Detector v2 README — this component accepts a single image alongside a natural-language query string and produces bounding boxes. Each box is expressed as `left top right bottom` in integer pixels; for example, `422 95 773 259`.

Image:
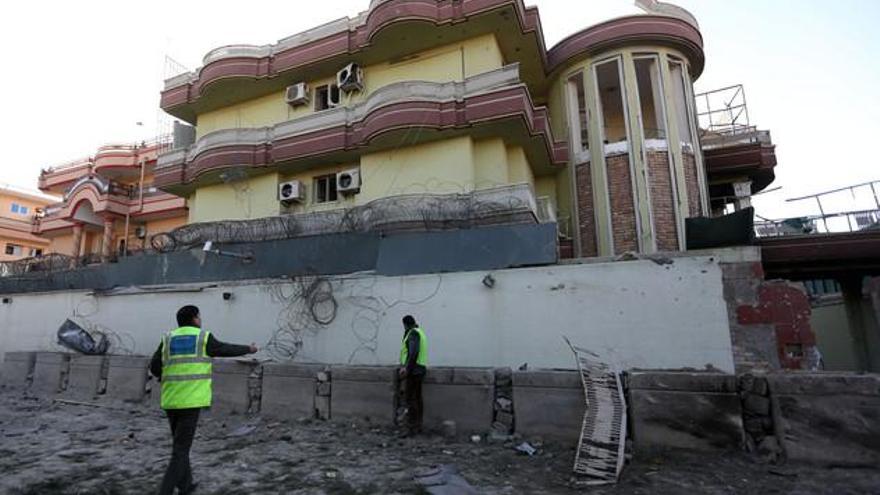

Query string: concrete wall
0 255 736 372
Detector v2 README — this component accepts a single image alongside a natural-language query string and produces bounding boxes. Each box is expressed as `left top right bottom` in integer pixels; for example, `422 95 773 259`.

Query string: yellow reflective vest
399 327 428 367
161 326 212 410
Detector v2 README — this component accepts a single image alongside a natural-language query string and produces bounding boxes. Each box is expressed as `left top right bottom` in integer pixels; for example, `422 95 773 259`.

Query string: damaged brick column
722 256 818 371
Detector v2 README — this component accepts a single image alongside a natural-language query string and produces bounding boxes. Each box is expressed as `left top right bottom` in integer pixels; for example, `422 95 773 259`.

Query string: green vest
399 327 428 367
161 326 212 410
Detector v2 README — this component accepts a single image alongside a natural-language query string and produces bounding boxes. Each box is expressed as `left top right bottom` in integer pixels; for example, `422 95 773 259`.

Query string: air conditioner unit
337 63 364 93
285 82 310 106
135 226 147 239
278 180 305 203
336 169 361 195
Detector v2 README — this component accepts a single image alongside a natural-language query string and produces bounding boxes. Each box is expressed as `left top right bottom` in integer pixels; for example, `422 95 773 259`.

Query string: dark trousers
405 373 424 432
159 408 200 495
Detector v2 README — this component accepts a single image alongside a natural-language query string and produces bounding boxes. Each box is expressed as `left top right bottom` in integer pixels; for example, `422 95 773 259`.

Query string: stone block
63 355 106 400
512 370 583 443
105 355 150 403
768 373 880 466
629 389 743 454
316 395 331 420
423 367 495 434
260 363 323 420
1 352 35 389
628 371 738 394
330 366 396 424
31 352 70 396
212 360 257 415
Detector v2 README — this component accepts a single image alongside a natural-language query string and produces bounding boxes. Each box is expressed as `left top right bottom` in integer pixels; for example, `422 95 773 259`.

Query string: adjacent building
0 184 55 262
34 141 188 263
157 0 774 258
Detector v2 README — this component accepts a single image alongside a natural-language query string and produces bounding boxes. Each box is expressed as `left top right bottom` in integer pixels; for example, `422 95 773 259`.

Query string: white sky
0 1 877 219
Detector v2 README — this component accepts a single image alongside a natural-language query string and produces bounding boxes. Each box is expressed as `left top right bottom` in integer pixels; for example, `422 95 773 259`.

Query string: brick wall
682 152 702 218
575 162 598 257
647 151 679 251
606 153 638 253
721 260 817 371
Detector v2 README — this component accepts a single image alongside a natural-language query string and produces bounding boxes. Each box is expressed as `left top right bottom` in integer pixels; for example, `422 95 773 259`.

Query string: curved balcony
34 177 186 235
161 0 702 121
156 65 568 195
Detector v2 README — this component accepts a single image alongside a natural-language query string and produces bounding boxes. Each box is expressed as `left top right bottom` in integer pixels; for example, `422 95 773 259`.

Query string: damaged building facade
0 0 825 374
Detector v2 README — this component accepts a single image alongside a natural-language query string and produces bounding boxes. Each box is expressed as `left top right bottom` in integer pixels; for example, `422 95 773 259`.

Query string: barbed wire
262 273 338 361
150 188 531 253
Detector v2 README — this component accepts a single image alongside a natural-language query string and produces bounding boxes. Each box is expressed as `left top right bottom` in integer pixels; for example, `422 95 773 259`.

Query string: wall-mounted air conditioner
336 169 361 195
135 226 147 239
337 63 364 93
285 82 310 106
278 180 305 203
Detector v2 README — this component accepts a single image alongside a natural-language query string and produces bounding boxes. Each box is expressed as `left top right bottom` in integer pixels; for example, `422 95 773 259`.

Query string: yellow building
35 141 188 263
157 1 766 258
0 184 55 262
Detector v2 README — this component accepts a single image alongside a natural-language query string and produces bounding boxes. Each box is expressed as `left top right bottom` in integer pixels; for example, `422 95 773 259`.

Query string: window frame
565 70 590 163
313 173 339 204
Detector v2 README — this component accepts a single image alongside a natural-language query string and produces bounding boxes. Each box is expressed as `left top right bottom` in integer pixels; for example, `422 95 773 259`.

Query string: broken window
5 243 22 256
669 59 696 151
314 84 341 112
594 59 628 146
634 56 667 141
314 174 338 204
566 72 589 159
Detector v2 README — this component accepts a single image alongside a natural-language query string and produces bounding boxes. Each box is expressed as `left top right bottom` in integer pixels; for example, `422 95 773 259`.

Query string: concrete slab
212 360 257 415
512 370 583 443
768 373 880 466
628 371 738 393
331 366 397 424
424 367 495 434
629 389 743 453
1 352 36 389
105 355 150 403
31 352 70 396
261 363 325 420
63 355 106 400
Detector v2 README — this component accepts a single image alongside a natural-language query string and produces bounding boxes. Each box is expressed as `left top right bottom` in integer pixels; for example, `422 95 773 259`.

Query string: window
5 244 22 256
566 72 590 158
594 59 628 145
315 84 341 111
314 174 338 203
669 59 695 150
634 56 667 140
28 248 43 258
10 203 29 216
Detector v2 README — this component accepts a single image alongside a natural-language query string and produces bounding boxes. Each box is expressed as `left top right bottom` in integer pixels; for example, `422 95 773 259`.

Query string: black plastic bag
57 319 109 355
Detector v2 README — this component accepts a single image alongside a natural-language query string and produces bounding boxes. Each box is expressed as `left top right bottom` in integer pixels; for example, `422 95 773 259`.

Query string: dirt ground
1 392 878 495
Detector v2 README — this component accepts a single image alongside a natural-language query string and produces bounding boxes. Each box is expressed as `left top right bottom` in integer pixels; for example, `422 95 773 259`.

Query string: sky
0 0 877 219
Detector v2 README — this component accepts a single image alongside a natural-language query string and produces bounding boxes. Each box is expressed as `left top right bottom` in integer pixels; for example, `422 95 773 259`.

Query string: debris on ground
0 392 878 494
414 464 479 495
515 442 537 456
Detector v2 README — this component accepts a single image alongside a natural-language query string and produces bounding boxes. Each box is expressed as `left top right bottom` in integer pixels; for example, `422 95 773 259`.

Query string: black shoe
179 482 199 494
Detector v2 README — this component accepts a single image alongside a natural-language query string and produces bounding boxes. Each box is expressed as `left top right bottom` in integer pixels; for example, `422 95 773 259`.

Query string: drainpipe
122 157 146 257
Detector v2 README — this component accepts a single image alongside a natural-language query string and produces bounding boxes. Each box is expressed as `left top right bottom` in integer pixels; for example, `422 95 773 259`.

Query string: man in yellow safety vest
399 315 428 436
149 305 257 495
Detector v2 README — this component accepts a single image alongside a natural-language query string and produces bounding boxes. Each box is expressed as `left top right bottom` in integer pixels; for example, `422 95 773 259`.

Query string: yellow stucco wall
195 34 505 139
189 173 280 223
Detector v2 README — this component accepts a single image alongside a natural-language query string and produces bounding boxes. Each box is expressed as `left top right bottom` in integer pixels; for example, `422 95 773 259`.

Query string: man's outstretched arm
206 334 256 358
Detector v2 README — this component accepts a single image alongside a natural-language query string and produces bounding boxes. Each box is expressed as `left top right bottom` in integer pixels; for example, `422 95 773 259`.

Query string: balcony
156 64 568 195
34 176 186 235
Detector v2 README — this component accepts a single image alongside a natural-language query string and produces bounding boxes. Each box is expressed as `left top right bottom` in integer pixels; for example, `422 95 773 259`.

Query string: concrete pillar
70 223 84 268
840 276 869 372
101 217 115 263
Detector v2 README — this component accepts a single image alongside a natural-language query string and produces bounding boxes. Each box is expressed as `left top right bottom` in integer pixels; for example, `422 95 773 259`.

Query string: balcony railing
755 209 880 238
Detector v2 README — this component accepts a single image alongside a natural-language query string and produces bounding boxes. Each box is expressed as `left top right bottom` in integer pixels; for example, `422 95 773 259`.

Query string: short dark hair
402 315 417 328
177 305 200 327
